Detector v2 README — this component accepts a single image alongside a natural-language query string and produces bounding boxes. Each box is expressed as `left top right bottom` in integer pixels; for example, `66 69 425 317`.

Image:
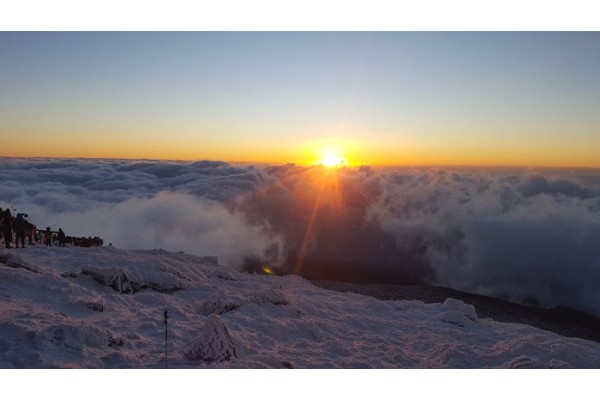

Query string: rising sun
320 149 348 168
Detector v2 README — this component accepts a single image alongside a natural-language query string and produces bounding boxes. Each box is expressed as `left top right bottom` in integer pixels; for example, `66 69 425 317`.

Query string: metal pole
164 309 168 369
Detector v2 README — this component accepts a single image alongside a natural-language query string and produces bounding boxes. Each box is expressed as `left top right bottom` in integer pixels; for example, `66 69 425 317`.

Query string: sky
2 31 600 167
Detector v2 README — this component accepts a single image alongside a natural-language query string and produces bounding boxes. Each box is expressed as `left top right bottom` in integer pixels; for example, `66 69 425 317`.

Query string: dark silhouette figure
0 207 3 246
13 213 27 248
57 228 66 247
44 227 52 246
2 209 13 248
25 222 36 245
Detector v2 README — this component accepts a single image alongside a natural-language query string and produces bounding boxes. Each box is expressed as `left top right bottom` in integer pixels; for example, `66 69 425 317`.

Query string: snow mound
45 247 229 295
439 298 478 327
0 251 41 273
198 298 244 315
197 288 289 316
62 267 183 294
183 314 237 363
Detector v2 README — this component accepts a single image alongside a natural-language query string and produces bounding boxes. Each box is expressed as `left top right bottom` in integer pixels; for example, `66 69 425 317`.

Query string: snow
1 245 600 372
439 297 478 327
183 314 238 363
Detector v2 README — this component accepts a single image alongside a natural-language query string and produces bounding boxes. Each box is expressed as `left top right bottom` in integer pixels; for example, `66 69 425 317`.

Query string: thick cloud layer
371 169 600 314
0 159 281 268
2 158 600 316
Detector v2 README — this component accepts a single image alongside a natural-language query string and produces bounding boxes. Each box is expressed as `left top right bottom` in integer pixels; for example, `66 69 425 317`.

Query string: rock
87 302 104 312
61 270 80 278
108 336 124 347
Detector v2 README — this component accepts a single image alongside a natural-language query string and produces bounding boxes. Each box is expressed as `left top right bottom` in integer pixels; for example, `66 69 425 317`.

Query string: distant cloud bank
2 158 600 316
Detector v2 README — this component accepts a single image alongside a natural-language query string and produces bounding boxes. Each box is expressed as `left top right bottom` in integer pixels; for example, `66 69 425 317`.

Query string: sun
304 138 356 168
319 148 348 168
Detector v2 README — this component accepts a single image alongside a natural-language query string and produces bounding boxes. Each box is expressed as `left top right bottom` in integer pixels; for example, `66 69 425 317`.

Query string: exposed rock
87 302 104 312
108 336 124 347
61 270 80 278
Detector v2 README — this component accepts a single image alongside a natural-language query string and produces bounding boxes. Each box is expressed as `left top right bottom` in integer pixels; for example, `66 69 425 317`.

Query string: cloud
370 168 600 315
2 158 600 315
0 158 283 268
44 191 285 269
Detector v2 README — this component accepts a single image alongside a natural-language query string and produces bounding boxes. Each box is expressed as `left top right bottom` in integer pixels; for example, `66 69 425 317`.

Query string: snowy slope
1 245 599 368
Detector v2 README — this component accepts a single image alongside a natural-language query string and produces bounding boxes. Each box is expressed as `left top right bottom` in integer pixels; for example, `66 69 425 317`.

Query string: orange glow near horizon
3 33 600 170
3 131 600 169
317 148 348 168
302 138 360 168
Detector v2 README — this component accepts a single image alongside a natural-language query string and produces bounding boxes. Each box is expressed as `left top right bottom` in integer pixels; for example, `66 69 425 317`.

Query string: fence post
164 309 169 368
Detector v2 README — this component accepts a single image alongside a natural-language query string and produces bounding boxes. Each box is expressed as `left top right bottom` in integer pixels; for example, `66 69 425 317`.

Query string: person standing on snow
25 222 36 245
2 209 14 248
57 228 66 247
44 227 53 246
13 213 27 248
0 207 3 246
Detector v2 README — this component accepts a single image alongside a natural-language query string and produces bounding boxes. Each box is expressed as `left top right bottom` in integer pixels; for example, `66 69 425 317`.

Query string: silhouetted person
13 213 27 248
0 207 3 246
57 228 66 247
44 227 52 246
2 209 13 248
25 223 36 245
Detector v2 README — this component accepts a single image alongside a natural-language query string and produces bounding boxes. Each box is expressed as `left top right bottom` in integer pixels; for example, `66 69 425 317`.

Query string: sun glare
319 149 348 168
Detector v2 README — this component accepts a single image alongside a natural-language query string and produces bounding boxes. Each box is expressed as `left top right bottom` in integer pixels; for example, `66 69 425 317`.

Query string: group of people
1 207 68 249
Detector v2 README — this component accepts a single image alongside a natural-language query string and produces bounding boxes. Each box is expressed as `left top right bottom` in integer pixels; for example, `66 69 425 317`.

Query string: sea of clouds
2 158 600 315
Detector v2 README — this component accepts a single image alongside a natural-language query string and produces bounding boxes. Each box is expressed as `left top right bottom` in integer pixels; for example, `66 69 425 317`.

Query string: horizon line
2 155 600 171
0 155 600 170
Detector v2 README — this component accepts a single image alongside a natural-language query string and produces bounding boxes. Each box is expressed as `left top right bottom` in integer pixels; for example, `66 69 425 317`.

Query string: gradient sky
1 32 600 167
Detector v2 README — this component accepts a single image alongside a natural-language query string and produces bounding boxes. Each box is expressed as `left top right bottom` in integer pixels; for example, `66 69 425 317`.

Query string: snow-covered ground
2 245 599 371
